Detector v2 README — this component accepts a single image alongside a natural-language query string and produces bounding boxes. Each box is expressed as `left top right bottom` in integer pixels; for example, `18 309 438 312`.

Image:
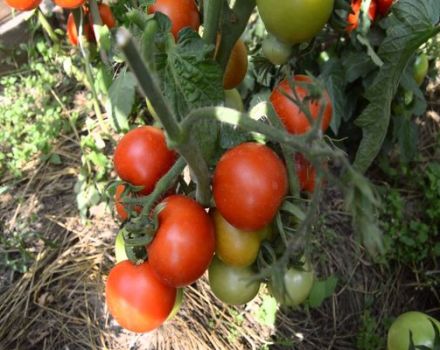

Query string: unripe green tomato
262 35 292 65
387 311 440 350
271 262 314 307
256 0 335 44
224 89 244 112
166 288 184 321
413 53 429 86
208 257 260 305
115 230 127 263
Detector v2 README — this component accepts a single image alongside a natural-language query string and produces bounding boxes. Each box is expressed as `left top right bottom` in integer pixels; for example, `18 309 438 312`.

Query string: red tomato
147 195 216 287
147 0 200 39
114 184 143 222
54 0 84 9
213 142 288 231
114 126 176 195
98 3 116 29
295 153 316 193
346 0 377 32
105 260 176 333
5 0 41 11
223 39 248 90
270 75 333 135
376 0 393 16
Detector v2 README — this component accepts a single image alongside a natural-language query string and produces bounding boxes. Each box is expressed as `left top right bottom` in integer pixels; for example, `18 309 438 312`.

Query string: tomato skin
114 126 176 196
295 153 316 193
271 262 314 306
147 0 200 39
5 0 41 11
413 53 429 86
213 142 288 231
208 257 260 305
224 89 244 112
376 0 393 16
347 0 377 32
54 0 85 9
262 35 292 65
387 311 440 350
147 195 216 287
270 75 333 135
105 260 176 333
223 39 248 90
257 0 334 44
213 210 269 268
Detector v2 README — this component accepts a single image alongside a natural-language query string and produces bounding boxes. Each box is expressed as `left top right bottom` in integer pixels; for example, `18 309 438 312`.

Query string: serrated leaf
341 50 377 83
353 0 440 173
105 71 136 132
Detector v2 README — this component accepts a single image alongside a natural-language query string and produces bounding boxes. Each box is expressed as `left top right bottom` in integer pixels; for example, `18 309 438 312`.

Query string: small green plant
356 309 386 350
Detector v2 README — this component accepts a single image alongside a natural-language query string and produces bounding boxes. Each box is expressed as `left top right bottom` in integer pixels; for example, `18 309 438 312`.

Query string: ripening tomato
270 75 333 135
114 126 176 195
387 311 440 350
213 210 270 267
98 3 116 29
223 39 248 90
5 0 41 11
54 0 84 9
147 195 216 287
295 153 316 193
262 35 292 65
256 0 334 44
105 260 176 333
147 0 200 39
208 257 260 305
270 262 314 306
67 12 95 46
376 0 393 16
114 184 143 222
213 142 288 231
346 0 377 32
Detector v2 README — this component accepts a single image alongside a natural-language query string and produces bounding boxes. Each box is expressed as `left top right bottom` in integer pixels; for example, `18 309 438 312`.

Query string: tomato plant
147 0 200 39
256 0 334 44
147 195 215 287
270 262 314 307
270 75 333 135
262 35 292 65
54 0 84 9
212 210 270 267
223 39 248 90
413 53 429 86
114 126 176 195
347 0 377 32
5 0 41 11
105 260 176 333
208 257 260 305
213 142 288 231
387 311 440 350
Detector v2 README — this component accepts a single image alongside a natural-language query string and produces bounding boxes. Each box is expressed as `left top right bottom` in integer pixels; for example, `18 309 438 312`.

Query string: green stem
38 9 58 42
203 0 223 47
216 0 255 70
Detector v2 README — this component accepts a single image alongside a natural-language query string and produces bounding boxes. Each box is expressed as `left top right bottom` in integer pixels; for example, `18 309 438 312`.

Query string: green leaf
307 275 338 308
341 50 377 83
105 71 136 132
353 0 440 173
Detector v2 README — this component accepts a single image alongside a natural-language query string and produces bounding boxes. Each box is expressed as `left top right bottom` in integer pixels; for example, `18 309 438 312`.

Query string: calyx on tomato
270 75 333 135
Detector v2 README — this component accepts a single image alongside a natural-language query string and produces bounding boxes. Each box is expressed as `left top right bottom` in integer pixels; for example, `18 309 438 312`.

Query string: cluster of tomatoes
347 0 394 31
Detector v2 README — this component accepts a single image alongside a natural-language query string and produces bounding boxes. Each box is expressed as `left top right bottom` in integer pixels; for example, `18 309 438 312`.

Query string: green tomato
271 262 314 307
224 89 244 112
413 53 429 86
115 230 127 263
208 257 260 305
387 311 440 350
257 0 335 44
262 35 292 65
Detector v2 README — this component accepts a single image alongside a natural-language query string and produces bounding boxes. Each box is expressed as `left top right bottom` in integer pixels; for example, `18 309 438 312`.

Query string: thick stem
203 0 223 47
216 0 255 70
116 28 182 143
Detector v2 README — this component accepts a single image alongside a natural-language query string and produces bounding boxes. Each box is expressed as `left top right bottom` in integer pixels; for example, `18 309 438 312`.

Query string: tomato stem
203 0 223 48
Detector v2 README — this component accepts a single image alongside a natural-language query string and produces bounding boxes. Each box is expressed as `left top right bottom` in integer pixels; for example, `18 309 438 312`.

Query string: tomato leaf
306 275 338 308
353 0 440 173
105 70 136 132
